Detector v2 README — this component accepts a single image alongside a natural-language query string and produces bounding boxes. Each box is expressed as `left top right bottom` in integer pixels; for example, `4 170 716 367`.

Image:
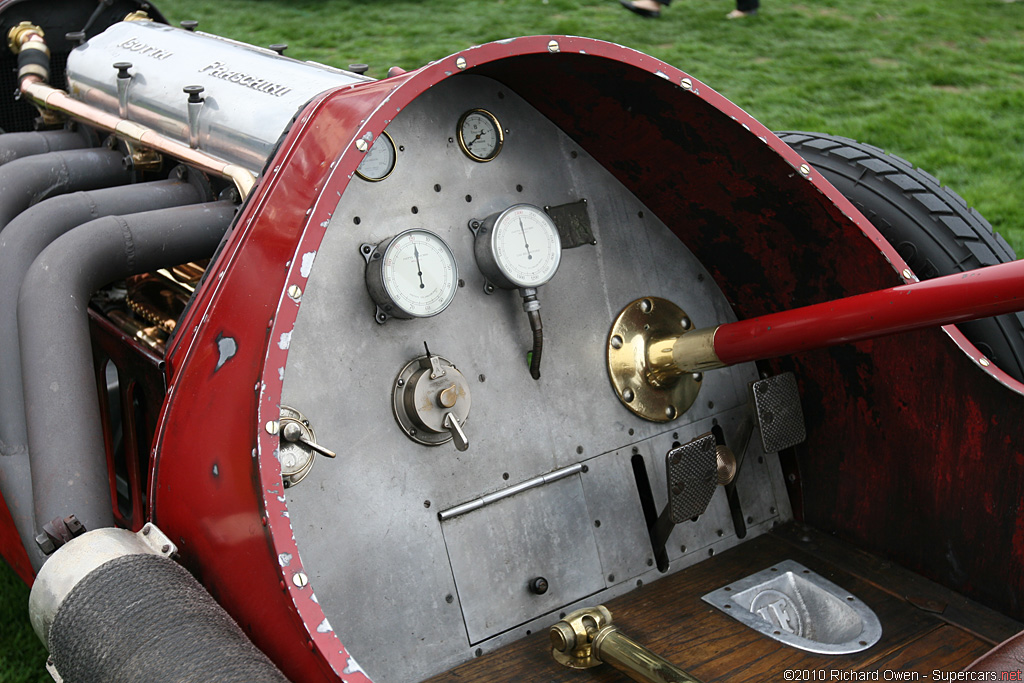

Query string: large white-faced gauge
457 109 503 162
472 204 561 289
355 131 396 182
362 229 459 323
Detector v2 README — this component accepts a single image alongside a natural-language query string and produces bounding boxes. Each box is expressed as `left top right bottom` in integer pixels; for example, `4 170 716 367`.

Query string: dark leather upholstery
965 630 1024 674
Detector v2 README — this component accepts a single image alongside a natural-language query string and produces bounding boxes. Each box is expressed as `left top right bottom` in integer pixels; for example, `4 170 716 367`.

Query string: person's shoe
620 0 662 18
726 8 757 17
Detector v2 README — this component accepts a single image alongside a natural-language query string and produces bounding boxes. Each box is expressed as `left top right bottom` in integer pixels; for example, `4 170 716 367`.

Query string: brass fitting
7 22 44 54
123 11 153 22
550 606 704 683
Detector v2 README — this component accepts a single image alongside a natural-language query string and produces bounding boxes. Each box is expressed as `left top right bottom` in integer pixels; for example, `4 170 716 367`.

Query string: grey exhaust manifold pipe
0 179 207 566
20 201 236 554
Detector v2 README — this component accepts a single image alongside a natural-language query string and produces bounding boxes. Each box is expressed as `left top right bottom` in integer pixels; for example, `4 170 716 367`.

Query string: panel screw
355 139 368 153
799 164 811 176
681 78 693 90
979 358 991 367
456 56 467 70
265 421 280 435
902 268 913 280
287 285 302 300
547 40 560 53
292 572 309 588
529 577 549 595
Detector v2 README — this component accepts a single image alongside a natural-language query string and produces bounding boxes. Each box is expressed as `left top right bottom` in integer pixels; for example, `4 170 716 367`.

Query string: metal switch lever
550 606 703 683
443 413 469 451
282 421 336 458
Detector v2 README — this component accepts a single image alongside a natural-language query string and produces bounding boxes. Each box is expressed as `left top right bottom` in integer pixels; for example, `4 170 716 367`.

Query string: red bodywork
0 31 1021 683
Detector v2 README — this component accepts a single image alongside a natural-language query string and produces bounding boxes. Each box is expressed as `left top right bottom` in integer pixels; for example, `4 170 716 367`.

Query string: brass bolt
355 139 368 153
287 284 302 300
548 40 560 53
456 56 467 70
681 78 693 90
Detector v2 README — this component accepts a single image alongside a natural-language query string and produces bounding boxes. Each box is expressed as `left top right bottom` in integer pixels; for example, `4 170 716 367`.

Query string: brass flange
607 297 702 422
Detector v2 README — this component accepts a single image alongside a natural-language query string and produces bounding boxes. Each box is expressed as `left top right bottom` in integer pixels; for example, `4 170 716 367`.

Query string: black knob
348 63 369 75
183 85 205 103
529 576 549 595
269 44 288 56
113 62 132 79
65 31 86 46
180 20 198 31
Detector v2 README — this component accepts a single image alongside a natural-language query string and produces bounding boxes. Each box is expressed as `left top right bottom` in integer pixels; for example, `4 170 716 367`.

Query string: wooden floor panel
427 524 1016 683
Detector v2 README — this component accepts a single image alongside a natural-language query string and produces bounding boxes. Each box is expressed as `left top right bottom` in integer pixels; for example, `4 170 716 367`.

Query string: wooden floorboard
427 525 1009 683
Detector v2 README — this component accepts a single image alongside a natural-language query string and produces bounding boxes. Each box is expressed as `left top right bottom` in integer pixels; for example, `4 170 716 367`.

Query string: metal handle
549 606 703 683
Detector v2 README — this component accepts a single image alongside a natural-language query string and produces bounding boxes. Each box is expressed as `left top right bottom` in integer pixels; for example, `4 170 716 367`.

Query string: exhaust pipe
19 201 236 559
0 148 130 232
0 178 208 564
0 128 94 166
30 524 289 682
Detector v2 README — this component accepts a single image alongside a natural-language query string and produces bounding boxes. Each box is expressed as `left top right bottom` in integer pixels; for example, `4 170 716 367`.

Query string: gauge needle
519 218 532 260
414 244 425 289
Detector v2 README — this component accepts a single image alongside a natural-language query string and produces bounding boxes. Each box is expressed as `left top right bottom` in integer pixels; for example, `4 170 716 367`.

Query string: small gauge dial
365 229 458 321
475 204 561 289
355 131 397 181
457 109 503 162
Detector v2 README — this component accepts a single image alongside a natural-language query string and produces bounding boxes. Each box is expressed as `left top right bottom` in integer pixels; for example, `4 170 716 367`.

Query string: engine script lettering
198 61 293 97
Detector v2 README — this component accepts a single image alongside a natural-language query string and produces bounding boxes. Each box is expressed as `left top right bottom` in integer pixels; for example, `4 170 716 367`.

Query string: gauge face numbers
374 230 458 319
491 205 562 288
355 131 396 182
457 109 503 162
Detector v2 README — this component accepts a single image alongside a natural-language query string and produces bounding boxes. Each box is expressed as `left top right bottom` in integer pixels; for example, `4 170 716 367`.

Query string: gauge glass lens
492 205 561 287
458 109 503 162
382 230 458 317
356 131 396 181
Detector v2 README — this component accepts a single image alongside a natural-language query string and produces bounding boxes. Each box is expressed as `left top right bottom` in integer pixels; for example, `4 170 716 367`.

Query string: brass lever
549 606 703 683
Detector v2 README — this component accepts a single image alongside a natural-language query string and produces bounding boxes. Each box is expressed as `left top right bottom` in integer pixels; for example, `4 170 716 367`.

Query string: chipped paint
300 251 316 278
317 618 333 633
343 657 366 675
278 331 292 350
216 335 238 370
278 552 293 567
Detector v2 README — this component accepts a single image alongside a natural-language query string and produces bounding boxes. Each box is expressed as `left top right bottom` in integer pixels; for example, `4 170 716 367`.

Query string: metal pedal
665 433 718 523
751 372 806 453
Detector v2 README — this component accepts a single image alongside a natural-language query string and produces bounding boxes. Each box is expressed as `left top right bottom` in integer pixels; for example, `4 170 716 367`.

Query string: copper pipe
15 64 256 199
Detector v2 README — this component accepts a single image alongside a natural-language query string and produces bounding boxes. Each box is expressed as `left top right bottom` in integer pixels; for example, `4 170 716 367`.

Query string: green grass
2 0 1022 679
151 0 1024 252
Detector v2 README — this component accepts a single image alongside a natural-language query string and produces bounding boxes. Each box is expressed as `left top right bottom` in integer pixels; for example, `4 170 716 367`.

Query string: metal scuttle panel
65 21 372 173
279 74 792 682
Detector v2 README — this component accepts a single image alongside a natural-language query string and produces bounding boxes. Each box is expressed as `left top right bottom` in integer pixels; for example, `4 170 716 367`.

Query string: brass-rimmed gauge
457 109 503 162
362 229 459 323
355 131 397 181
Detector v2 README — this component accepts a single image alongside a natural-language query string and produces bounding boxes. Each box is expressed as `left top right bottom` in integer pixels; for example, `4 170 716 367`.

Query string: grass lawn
1 0 1021 680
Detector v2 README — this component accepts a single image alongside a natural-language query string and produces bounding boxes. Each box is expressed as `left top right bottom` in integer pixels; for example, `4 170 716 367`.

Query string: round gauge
365 229 458 320
457 109 503 162
475 204 562 289
355 131 397 181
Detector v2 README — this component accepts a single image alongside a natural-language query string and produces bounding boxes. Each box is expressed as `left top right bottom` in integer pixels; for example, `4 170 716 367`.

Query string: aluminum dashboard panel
279 73 789 682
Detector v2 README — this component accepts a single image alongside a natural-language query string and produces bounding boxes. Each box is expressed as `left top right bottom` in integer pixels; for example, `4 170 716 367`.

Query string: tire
777 131 1024 383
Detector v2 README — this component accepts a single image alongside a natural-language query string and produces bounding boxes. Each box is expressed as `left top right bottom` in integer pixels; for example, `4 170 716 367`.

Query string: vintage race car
0 1 1022 682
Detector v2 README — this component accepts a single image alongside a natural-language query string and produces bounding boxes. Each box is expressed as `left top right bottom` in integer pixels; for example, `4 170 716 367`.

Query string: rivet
161 544 170 553
902 268 913 280
623 388 635 403
287 285 302 300
292 572 309 588
680 317 691 330
456 56 467 70
548 40 560 53
980 357 991 367
265 420 280 435
799 164 811 176
610 334 623 349
692 372 703 382
355 139 368 153
681 78 692 90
